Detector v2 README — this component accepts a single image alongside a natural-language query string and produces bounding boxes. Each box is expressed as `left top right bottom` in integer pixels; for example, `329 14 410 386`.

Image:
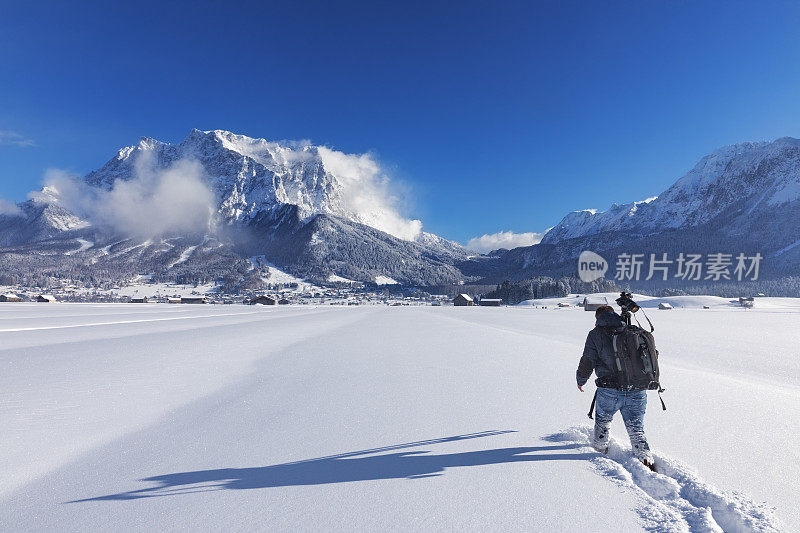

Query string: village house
0 293 23 302
479 298 502 307
250 295 276 305
453 294 474 306
582 295 609 311
180 296 206 304
37 294 58 303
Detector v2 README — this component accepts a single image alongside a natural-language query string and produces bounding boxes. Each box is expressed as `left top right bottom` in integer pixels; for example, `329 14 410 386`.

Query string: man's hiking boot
592 443 608 455
641 457 657 472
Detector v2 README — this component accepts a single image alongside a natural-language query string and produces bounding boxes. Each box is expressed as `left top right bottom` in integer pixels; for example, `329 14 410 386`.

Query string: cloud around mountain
0 197 22 216
316 147 422 241
30 155 216 239
466 230 543 253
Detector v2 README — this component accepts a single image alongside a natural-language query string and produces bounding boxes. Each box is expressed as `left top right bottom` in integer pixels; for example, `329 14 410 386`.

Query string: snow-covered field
1 302 797 531
519 291 800 311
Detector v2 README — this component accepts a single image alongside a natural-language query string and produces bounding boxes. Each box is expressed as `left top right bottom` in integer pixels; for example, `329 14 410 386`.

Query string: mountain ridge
0 129 474 287
541 136 800 244
486 136 800 290
2 132 800 292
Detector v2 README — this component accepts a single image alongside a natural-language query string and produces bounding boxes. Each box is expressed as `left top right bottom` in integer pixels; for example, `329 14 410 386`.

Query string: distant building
0 293 22 302
130 297 148 303
250 295 276 305
583 295 609 311
453 294 474 306
180 296 206 304
558 302 570 308
167 297 182 304
739 296 754 308
278 298 290 305
479 298 502 307
658 302 673 310
37 294 57 303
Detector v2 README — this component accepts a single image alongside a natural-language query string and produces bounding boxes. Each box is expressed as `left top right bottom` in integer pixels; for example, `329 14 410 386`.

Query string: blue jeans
593 388 651 461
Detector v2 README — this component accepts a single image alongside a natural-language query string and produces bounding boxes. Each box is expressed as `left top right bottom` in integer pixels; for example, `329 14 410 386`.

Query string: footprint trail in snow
547 427 782 533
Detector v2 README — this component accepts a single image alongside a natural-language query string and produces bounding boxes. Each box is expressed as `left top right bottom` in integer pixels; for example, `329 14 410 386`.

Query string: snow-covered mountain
0 200 90 247
542 137 800 243
0 129 472 286
3 132 800 290
87 130 402 233
490 137 800 286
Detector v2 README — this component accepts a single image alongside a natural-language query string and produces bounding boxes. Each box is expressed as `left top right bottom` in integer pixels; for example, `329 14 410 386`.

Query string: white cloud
0 130 35 147
317 147 422 241
466 231 543 253
0 198 21 216
32 155 215 239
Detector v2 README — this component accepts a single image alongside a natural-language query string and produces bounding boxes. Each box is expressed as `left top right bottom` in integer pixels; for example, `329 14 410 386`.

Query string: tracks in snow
0 311 261 332
547 427 781 532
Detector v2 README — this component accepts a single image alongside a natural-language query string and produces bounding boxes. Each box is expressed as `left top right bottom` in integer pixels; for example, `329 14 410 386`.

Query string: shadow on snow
70 430 595 502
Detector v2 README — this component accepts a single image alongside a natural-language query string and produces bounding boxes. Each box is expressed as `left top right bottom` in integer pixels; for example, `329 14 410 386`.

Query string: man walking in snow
576 305 655 470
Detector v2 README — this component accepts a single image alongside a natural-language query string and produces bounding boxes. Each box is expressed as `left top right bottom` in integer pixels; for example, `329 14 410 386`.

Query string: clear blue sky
2 1 800 243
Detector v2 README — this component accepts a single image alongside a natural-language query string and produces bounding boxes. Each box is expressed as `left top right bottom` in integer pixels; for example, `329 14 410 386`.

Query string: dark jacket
576 311 625 387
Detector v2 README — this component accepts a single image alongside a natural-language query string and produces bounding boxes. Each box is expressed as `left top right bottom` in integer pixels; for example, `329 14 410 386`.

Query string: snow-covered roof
456 294 473 301
583 296 609 304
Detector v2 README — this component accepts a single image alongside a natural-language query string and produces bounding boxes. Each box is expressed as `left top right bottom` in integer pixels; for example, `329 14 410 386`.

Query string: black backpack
588 324 666 419
611 325 660 390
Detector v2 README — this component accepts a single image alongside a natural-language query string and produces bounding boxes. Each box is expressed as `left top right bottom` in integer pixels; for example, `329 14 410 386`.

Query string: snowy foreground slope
1 304 796 532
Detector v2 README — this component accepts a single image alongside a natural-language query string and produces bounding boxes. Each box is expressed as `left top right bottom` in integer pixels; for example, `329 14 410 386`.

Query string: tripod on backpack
616 291 653 331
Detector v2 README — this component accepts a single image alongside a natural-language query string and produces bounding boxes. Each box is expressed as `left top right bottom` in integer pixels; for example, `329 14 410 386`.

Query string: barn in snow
479 298 502 307
250 295 277 305
453 294 474 306
582 295 609 311
37 294 57 303
0 293 22 302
